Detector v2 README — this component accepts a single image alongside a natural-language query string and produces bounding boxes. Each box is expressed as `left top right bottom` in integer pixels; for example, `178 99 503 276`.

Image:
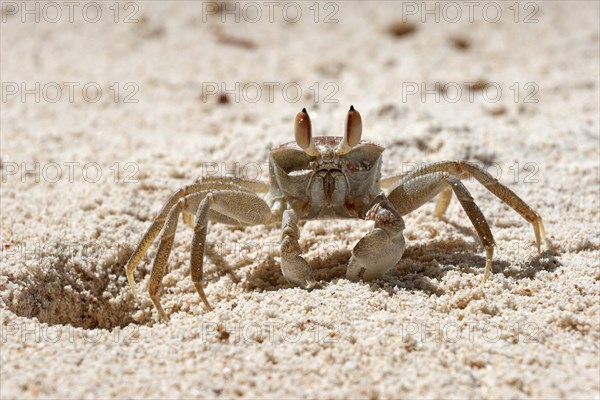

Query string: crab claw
347 200 405 281
281 237 319 288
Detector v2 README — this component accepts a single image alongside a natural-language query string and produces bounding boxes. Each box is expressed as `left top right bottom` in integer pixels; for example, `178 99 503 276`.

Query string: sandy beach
1 1 599 398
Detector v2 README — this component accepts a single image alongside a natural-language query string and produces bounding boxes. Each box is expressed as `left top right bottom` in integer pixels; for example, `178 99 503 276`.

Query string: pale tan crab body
267 136 383 220
125 106 546 320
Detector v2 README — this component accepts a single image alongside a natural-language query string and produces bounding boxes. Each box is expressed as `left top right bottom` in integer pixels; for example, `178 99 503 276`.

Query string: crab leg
280 209 318 288
196 176 270 193
388 171 496 280
347 197 406 281
434 186 453 218
144 188 273 321
125 180 263 300
148 199 183 320
147 190 222 321
188 190 273 314
387 160 545 252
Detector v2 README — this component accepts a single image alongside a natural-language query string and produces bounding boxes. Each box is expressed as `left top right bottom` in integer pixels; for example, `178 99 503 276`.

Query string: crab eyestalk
336 105 362 155
295 108 318 156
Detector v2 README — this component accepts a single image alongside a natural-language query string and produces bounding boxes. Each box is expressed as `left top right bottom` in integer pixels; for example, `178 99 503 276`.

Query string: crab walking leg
189 190 273 311
280 209 318 288
434 186 453 218
182 193 257 228
183 190 252 309
444 177 495 280
190 195 213 312
388 173 451 216
390 160 545 251
347 198 406 281
148 200 183 321
388 172 496 281
184 179 263 227
125 181 257 299
195 176 270 193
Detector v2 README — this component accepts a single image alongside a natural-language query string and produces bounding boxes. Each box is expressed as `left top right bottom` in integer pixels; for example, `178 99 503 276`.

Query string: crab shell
268 136 384 220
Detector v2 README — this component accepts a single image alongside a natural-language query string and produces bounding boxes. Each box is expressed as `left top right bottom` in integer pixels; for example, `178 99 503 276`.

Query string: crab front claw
281 238 319 288
347 199 406 281
280 209 321 289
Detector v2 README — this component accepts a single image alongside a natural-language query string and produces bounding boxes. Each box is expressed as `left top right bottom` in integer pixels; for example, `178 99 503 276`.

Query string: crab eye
294 108 311 148
294 108 318 156
336 105 362 155
345 105 362 147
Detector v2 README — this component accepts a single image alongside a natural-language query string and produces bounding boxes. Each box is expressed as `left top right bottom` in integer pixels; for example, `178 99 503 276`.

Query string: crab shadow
8 229 557 330
381 241 560 297
246 255 350 293
232 234 562 298
438 218 563 279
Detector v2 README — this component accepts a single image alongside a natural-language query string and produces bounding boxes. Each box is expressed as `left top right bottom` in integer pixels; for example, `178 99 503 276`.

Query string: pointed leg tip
194 282 213 311
539 218 547 237
202 300 214 312
129 285 139 301
154 303 170 322
126 271 140 300
532 217 546 254
482 247 493 283
481 268 492 284
199 291 213 311
159 312 170 322
482 266 491 283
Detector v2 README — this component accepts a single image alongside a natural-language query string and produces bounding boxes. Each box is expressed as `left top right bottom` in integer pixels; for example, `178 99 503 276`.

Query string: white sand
1 1 599 398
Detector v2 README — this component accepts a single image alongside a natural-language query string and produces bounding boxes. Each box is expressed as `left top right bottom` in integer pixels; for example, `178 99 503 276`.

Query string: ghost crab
125 106 546 320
